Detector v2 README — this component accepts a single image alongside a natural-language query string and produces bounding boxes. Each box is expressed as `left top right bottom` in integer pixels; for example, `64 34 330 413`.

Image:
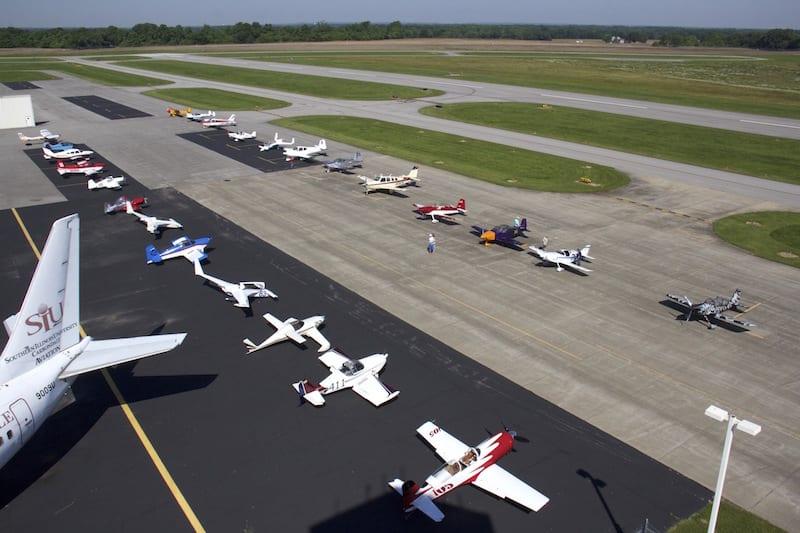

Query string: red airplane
56 159 105 176
412 198 467 223
389 421 549 522
104 195 148 214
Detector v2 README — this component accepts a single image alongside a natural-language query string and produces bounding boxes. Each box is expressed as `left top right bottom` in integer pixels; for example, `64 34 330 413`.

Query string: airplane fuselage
318 353 388 394
410 431 514 505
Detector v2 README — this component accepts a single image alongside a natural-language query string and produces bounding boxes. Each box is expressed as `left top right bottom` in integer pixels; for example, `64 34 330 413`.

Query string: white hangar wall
0 95 36 130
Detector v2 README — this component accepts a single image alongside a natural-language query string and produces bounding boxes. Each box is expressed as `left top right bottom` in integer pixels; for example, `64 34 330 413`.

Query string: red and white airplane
413 198 467 223
389 421 549 522
201 114 236 128
104 195 148 214
56 159 106 176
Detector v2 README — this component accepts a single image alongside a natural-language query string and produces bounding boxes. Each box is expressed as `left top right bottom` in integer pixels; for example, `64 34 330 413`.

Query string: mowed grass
227 51 800 118
272 115 629 192
421 102 800 184
713 211 800 268
120 59 443 100
670 502 786 533
142 87 289 111
0 58 170 86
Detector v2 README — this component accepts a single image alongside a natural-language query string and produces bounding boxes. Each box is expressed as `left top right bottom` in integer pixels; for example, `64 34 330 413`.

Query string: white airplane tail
580 245 593 259
406 166 420 180
0 214 186 383
318 140 327 151
388 479 444 522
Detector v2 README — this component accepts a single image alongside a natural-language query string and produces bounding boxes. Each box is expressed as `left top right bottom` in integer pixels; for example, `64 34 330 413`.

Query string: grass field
421 102 800 184
272 115 629 193
117 59 443 100
670 502 786 533
142 87 289 111
219 50 800 118
713 211 800 268
0 58 170 86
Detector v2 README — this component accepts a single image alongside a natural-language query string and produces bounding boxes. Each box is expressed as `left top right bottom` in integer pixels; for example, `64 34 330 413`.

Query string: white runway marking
740 119 800 130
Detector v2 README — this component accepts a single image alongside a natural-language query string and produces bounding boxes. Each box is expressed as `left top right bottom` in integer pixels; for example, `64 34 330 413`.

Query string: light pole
704 405 761 533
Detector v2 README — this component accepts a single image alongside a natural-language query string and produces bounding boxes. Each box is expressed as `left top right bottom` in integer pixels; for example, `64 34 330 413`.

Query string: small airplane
258 132 295 151
185 109 215 121
666 288 756 330
56 159 106 176
323 152 363 173
389 421 549 522
471 218 527 248
125 201 182 235
167 106 191 117
292 348 399 407
283 139 327 161
42 144 94 160
87 176 126 190
413 198 467 223
201 114 236 128
193 259 277 309
528 244 593 273
104 195 148 214
361 166 420 194
0 213 186 470
18 128 60 144
145 235 212 264
228 130 257 142
242 313 329 354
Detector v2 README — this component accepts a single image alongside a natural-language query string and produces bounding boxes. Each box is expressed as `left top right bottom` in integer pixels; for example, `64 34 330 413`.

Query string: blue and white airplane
0 214 186 469
146 235 211 264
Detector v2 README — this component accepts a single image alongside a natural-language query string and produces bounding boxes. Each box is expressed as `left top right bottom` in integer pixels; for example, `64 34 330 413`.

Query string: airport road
2 61 800 531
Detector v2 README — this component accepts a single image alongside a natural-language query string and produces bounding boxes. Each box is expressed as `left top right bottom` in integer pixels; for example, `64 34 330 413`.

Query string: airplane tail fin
292 379 326 406
317 140 327 152
17 132 27 142
229 114 236 122
407 166 419 180
580 244 593 259
354 152 362 162
242 338 260 352
388 479 444 521
145 244 162 264
519 218 528 232
0 214 80 382
457 198 466 212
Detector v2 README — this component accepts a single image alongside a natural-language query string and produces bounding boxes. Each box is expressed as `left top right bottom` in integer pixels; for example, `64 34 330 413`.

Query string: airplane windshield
341 360 364 376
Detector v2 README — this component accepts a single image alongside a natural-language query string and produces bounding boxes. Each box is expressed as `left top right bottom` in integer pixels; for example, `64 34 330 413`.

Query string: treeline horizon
0 22 798 50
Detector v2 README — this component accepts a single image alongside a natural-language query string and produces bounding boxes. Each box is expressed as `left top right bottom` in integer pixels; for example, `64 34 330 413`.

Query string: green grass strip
0 58 171 86
669 501 786 532
713 211 800 268
120 59 443 100
142 87 289 111
420 102 800 185
272 115 628 193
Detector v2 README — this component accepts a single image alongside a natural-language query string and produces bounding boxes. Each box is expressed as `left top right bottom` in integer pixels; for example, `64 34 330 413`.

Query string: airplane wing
714 314 756 328
181 247 207 263
472 464 550 512
58 334 187 379
416 421 470 463
229 289 251 308
263 313 287 329
304 327 331 352
557 260 592 273
318 349 349 371
352 374 399 407
666 293 692 308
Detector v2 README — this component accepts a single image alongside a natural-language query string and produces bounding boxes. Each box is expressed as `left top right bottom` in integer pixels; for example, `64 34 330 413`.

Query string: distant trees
0 23 797 50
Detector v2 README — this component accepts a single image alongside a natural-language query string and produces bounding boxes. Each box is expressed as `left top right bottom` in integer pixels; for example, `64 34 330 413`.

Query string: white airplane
42 145 94 160
293 349 399 407
259 132 295 151
528 244 593 273
18 129 60 144
361 166 420 194
125 201 182 235
283 139 327 160
185 110 215 121
242 313 329 354
0 214 186 470
193 259 277 309
228 130 257 142
87 176 126 190
389 421 549 522
201 114 236 128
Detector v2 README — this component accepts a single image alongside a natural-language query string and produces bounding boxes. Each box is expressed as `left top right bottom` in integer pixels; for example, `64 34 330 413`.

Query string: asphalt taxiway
1 57 799 531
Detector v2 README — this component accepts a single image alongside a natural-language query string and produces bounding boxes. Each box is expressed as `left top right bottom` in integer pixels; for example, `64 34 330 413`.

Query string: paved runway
1 54 799 531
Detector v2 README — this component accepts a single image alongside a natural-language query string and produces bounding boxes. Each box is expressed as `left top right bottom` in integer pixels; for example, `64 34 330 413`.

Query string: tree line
0 22 797 50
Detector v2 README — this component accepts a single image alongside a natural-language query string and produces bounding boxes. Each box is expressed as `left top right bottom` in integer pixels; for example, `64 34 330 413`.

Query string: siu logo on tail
25 302 63 336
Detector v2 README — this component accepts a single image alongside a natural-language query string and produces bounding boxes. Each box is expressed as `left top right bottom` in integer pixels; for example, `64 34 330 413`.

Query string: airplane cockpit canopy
341 359 364 376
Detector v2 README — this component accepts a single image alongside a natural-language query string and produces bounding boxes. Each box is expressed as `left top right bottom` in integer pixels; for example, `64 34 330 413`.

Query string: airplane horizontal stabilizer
411 493 445 522
145 245 162 264
58 333 187 379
